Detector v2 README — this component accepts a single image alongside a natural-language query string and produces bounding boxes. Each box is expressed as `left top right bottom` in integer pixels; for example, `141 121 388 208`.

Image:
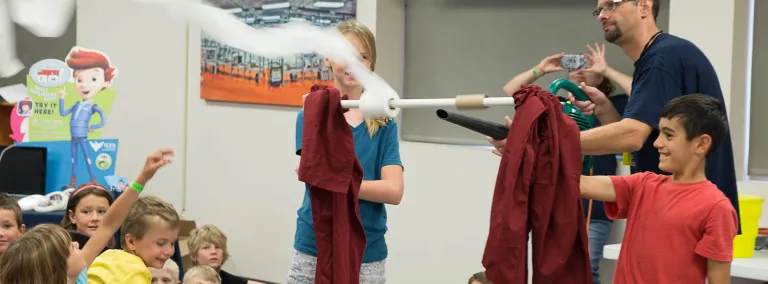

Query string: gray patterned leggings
286 250 386 284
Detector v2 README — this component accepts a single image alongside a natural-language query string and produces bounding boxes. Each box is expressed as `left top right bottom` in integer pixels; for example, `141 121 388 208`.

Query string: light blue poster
15 139 119 193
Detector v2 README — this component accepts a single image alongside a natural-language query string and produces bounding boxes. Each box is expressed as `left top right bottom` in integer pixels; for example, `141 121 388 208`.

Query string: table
603 244 768 281
22 210 67 228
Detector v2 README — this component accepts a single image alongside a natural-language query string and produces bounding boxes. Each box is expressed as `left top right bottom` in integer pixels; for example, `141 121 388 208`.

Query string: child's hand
136 148 174 185
59 90 66 99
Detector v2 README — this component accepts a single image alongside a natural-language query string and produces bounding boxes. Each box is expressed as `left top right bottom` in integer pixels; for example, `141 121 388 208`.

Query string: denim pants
588 219 612 284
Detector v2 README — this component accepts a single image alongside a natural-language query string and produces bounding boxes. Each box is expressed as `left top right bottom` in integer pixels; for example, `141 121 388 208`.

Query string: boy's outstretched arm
580 175 617 202
80 148 174 267
706 260 731 284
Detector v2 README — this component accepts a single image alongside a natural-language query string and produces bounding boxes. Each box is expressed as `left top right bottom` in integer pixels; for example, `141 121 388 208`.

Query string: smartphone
561 54 588 71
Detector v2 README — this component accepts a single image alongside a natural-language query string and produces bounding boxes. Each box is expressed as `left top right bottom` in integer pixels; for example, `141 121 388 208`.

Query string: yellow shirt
87 249 151 284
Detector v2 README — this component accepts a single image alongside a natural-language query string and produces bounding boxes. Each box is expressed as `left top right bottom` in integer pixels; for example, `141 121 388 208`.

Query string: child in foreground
88 192 181 282
580 94 738 284
149 259 181 284
0 148 174 284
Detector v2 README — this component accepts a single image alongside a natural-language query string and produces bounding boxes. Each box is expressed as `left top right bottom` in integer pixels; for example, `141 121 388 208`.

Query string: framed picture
200 0 357 106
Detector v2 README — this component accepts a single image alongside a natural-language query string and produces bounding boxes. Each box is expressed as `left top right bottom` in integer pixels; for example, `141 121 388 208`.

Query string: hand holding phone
560 54 588 71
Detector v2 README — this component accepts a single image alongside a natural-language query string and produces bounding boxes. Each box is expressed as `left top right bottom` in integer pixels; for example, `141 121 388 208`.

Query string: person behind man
499 44 630 284
581 94 738 283
489 0 741 229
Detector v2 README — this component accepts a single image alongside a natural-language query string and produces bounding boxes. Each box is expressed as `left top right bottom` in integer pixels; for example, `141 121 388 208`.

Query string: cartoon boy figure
59 49 117 187
17 100 33 116
117 179 126 192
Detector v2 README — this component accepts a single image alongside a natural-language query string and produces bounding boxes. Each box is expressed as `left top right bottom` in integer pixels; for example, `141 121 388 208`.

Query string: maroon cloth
298 84 367 284
482 84 592 284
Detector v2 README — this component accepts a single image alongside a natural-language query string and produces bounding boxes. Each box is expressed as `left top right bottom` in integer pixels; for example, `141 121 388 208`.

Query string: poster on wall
7 46 120 191
200 0 357 106
9 47 117 143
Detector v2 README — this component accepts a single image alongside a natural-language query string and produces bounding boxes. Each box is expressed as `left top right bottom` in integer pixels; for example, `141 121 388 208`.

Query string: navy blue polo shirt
623 33 741 233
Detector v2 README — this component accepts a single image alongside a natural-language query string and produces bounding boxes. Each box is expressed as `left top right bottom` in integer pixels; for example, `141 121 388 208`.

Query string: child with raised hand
88 173 181 283
0 148 174 284
0 193 25 257
580 94 738 284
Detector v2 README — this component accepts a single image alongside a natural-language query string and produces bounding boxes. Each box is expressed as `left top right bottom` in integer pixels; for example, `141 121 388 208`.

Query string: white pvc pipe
340 97 516 109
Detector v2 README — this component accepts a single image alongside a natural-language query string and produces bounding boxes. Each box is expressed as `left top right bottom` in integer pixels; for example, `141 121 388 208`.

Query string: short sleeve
694 200 739 262
381 120 402 169
623 67 681 129
295 110 304 156
604 172 650 219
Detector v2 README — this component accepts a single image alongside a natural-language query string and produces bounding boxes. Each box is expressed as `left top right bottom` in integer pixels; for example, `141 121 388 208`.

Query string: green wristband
532 66 539 77
129 181 145 193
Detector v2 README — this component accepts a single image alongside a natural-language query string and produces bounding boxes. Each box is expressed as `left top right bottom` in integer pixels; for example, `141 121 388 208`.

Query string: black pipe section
436 109 510 140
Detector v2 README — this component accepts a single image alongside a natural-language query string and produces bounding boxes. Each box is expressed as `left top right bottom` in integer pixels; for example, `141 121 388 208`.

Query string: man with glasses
489 0 740 282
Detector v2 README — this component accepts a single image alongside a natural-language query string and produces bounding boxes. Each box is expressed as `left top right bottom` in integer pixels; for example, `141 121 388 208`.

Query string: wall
74 0 767 283
76 0 187 210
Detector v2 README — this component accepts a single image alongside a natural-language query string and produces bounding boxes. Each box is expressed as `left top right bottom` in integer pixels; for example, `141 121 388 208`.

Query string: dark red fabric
482 84 592 284
298 84 367 284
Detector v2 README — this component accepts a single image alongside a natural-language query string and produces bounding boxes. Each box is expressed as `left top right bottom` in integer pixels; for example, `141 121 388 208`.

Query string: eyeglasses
592 0 635 17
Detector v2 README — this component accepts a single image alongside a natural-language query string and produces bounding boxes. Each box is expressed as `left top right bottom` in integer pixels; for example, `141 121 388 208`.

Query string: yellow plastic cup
733 194 765 258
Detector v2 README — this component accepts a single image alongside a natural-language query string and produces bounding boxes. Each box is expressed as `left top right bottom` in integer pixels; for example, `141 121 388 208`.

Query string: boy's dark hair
468 271 492 284
0 193 23 227
660 94 728 156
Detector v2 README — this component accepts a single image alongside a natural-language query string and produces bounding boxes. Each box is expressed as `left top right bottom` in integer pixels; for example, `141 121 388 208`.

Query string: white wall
76 0 188 210
76 0 768 283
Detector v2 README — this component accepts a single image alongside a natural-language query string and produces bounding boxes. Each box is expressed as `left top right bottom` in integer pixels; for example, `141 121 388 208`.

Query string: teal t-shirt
76 268 87 284
293 110 403 263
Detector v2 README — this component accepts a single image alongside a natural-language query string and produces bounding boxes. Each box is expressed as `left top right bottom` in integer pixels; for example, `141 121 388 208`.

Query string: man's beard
604 25 623 43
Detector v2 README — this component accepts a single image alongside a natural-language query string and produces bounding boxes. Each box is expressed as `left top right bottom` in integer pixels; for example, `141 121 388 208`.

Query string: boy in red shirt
580 94 738 284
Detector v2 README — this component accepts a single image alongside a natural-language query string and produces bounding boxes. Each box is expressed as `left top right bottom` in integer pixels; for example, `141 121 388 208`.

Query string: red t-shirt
606 172 738 284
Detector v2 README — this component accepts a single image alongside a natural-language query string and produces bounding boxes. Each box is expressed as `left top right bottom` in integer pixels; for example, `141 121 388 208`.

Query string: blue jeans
588 219 612 284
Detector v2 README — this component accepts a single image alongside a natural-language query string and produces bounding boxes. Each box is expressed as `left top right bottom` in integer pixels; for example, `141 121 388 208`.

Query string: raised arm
583 43 633 95
502 52 565 96
59 90 74 116
80 148 174 266
580 175 617 202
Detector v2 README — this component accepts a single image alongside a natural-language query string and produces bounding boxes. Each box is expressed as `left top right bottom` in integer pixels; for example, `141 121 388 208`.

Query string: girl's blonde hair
336 20 390 137
0 224 71 284
183 265 222 284
188 224 230 266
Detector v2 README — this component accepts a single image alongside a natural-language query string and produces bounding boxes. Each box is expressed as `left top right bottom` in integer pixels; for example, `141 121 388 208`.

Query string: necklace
638 30 663 60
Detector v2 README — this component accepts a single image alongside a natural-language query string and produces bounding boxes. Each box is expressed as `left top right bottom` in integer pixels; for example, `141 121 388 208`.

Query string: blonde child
0 148 174 284
88 194 181 283
149 259 181 284
188 224 260 284
0 193 25 256
0 224 84 283
290 19 405 284
183 265 221 284
468 271 492 284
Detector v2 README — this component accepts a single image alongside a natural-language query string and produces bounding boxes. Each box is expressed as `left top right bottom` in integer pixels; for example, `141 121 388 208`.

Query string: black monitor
0 145 47 196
